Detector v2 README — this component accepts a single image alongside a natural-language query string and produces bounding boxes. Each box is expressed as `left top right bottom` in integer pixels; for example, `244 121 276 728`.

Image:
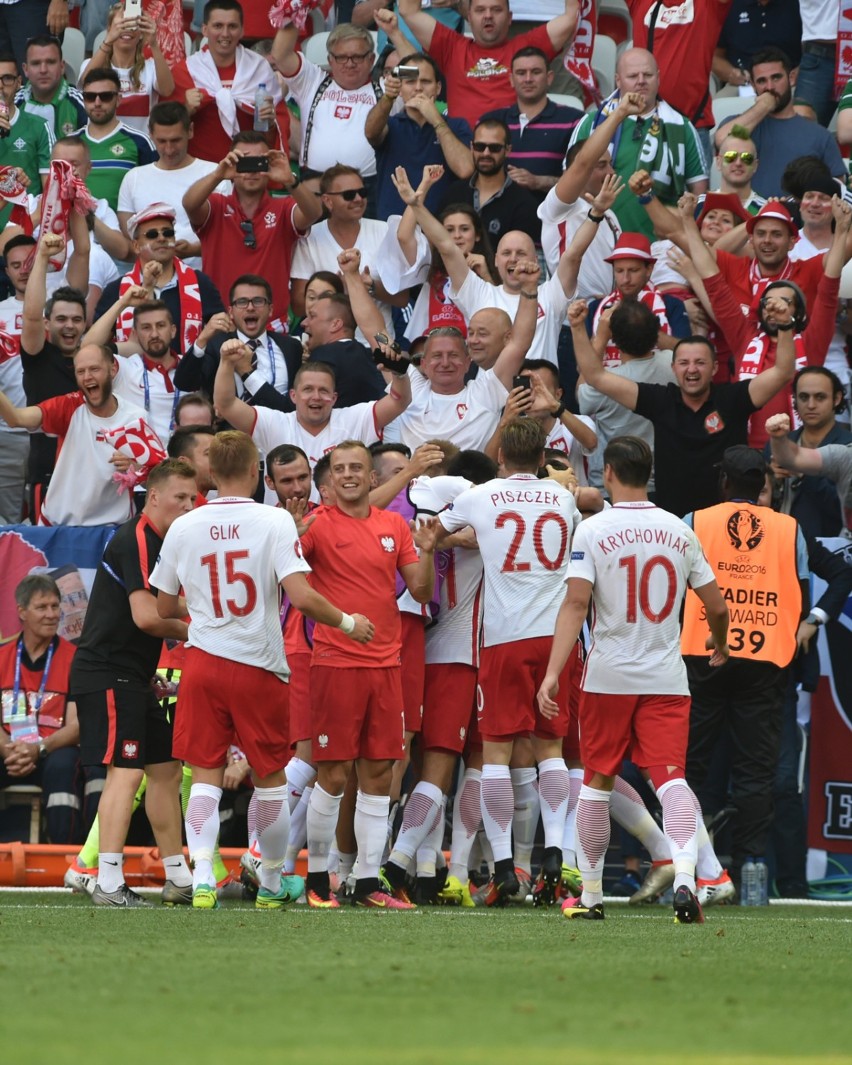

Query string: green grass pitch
2 894 851 1065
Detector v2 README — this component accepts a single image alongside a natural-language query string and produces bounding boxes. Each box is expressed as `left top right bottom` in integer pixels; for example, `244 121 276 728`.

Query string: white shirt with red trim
449 270 571 367
544 415 596 486
566 501 714 695
38 392 164 526
439 473 580 648
251 402 382 504
149 497 310 678
113 354 181 443
537 191 619 299
0 312 24 433
411 475 484 667
384 364 508 452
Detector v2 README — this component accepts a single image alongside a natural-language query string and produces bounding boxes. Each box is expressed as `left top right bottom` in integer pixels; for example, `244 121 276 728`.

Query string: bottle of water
254 83 270 132
740 857 757 906
754 857 769 906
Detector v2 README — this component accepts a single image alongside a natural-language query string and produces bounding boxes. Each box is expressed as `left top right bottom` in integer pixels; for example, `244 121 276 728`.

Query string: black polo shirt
21 339 78 485
634 380 757 517
70 513 166 693
441 174 542 245
717 0 803 72
308 339 386 407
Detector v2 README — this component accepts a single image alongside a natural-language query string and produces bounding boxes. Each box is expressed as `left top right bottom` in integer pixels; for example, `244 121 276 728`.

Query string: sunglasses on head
140 226 175 240
721 150 755 165
471 141 506 154
326 187 368 201
83 90 118 102
240 220 256 249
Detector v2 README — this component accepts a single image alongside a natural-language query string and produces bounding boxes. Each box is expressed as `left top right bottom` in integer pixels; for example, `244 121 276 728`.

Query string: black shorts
76 684 174 769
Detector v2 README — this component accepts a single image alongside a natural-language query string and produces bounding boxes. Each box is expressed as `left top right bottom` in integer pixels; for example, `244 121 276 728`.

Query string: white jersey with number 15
150 497 311 679
439 473 580 648
567 501 714 696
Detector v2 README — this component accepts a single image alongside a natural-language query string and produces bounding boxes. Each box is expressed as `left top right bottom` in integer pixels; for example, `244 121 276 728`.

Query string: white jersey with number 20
150 497 311 679
567 502 714 696
439 473 580 648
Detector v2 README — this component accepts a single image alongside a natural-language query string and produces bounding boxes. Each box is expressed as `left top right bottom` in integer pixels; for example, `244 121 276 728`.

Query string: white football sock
537 757 570 851
354 790 390 882
256 785 290 892
390 780 443 865
185 783 222 889
97 851 124 893
162 853 192 888
561 768 584 866
694 794 724 880
246 789 258 850
306 784 342 874
284 784 312 873
657 778 698 892
575 784 611 907
481 764 514 864
448 768 481 882
285 756 316 812
510 766 538 873
415 795 446 879
610 775 671 862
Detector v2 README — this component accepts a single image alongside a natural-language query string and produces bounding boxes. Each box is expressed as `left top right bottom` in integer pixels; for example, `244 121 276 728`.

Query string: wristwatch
551 401 566 419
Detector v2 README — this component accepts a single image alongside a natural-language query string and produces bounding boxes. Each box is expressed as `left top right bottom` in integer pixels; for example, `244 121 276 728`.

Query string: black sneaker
673 885 705 924
414 875 438 905
562 898 605 920
480 863 520 907
533 846 564 907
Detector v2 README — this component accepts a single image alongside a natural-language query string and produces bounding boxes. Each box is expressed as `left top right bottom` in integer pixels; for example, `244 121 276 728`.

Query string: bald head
615 48 659 104
494 230 537 289
467 308 512 368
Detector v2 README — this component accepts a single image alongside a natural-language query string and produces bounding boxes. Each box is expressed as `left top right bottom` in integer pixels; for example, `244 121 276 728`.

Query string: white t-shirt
537 190 619 299
0 319 24 433
567 501 715 695
291 218 393 340
112 355 182 443
118 158 229 271
285 56 378 177
150 497 310 678
38 392 163 526
384 363 507 452
544 415 596 486
411 475 484 667
79 56 159 132
790 235 848 389
28 197 120 295
251 402 381 504
439 472 580 647
449 270 570 367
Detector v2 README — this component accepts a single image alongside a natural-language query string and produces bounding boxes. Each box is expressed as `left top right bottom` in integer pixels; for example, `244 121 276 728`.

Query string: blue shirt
375 110 472 221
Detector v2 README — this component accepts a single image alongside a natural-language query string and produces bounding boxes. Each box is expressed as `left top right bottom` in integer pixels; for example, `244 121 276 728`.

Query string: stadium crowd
2 0 852 919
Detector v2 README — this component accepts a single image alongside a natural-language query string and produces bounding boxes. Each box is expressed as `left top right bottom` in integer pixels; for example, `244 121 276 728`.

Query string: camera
236 155 270 173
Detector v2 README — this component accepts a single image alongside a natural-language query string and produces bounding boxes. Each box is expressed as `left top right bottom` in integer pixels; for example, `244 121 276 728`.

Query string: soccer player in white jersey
438 418 581 905
539 436 730 924
214 344 413 503
150 431 374 910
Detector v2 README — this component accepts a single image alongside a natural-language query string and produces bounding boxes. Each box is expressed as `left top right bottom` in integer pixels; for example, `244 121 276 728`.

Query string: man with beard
0 343 165 525
715 48 844 198
440 118 541 246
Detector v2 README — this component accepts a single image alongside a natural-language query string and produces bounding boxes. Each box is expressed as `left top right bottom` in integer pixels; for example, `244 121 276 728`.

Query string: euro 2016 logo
726 509 765 552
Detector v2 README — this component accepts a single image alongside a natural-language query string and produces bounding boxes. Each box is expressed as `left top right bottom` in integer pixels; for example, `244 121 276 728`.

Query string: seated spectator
174 390 215 427
0 52 51 194
183 131 321 331
291 164 407 341
481 46 583 202
118 101 229 271
713 0 802 95
441 118 541 246
95 202 225 354
0 339 166 527
74 67 159 211
0 575 103 844
709 125 766 215
271 23 382 213
395 0 579 130
365 52 472 220
166 0 289 163
16 34 86 140
175 274 302 410
80 3 175 133
289 269 344 341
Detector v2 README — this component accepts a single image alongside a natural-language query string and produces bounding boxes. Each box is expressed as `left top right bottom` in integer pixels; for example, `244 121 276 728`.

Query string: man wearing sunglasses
183 130 321 332
713 127 765 216
73 66 157 211
0 53 51 194
94 202 225 356
291 163 408 342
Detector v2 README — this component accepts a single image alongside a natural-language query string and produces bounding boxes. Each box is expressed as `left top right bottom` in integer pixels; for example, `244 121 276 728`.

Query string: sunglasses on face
325 187 368 201
232 296 270 308
239 220 256 249
328 51 372 64
83 90 118 102
141 227 175 240
721 150 755 165
471 142 506 154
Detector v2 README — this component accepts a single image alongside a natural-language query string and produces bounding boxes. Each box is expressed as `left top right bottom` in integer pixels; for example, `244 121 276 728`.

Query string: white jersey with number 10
566 502 715 696
149 497 311 679
439 473 580 648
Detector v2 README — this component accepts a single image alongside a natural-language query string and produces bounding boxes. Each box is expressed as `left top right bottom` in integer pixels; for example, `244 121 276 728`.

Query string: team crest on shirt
456 403 468 420
13 137 26 151
459 726 466 741
467 57 507 79
334 105 352 120
726 510 765 552
111 143 126 156
264 212 276 227
62 122 75 135
704 411 725 434
380 535 396 552
122 740 139 759
318 733 329 748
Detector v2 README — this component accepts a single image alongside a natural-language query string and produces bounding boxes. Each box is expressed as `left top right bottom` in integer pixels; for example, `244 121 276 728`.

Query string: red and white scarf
38 160 97 271
737 330 809 426
427 273 467 336
563 0 598 107
0 166 33 235
593 286 669 368
747 256 793 310
117 258 203 353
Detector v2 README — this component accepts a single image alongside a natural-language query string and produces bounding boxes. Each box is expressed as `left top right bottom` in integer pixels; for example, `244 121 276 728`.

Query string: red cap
745 201 798 237
603 232 656 264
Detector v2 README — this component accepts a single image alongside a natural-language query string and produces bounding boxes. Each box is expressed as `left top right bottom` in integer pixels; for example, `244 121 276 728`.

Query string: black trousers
685 657 788 879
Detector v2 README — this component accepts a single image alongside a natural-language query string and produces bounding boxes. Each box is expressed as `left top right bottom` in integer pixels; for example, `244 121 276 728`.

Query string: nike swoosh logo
103 860 119 866
368 898 387 908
